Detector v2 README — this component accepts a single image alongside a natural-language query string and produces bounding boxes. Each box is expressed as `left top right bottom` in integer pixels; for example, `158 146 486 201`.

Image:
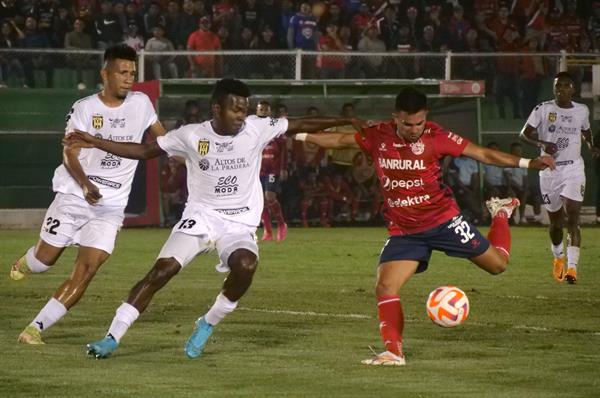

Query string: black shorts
260 174 280 193
379 214 490 273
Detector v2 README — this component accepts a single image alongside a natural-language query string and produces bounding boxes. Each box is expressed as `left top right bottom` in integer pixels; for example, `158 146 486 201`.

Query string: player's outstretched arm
293 132 360 149
63 130 166 160
519 124 558 154
462 142 555 171
285 116 358 135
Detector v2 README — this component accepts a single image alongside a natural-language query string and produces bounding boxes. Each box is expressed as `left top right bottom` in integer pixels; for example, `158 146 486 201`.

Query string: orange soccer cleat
564 268 577 284
552 257 565 282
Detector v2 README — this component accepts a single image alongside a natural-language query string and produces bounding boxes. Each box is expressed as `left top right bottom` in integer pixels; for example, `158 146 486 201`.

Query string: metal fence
1 48 598 90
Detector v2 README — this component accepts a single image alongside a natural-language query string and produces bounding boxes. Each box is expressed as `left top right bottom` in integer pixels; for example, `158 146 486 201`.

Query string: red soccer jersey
260 137 287 177
355 121 469 236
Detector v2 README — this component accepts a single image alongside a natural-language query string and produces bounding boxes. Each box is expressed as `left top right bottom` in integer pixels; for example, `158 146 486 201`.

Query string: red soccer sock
377 295 404 356
261 208 272 235
488 212 511 261
268 199 285 225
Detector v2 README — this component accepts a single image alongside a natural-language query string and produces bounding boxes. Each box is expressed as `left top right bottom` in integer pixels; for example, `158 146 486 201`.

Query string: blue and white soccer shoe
87 335 118 359
184 317 213 359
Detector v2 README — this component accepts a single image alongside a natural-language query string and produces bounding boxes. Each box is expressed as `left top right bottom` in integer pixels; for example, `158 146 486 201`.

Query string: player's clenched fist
82 181 102 205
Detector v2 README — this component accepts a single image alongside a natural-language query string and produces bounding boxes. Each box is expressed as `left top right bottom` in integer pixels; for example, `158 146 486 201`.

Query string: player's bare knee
375 279 398 296
228 249 258 275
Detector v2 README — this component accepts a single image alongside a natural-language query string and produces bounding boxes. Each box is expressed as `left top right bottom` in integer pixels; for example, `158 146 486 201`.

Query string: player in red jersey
257 101 288 241
295 88 555 366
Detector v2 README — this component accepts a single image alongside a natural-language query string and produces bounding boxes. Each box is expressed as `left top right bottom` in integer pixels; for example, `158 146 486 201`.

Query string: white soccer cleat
485 197 520 219
361 350 406 366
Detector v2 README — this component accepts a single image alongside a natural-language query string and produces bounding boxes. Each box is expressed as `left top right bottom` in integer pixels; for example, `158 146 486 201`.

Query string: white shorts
540 165 585 212
157 204 258 272
40 193 124 254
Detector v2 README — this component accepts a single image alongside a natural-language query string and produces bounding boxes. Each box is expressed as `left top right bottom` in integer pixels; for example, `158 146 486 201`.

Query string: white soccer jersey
156 115 289 226
52 91 158 207
526 100 590 171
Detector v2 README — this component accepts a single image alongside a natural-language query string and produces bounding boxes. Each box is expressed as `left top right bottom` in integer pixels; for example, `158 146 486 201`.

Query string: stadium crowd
1 0 599 87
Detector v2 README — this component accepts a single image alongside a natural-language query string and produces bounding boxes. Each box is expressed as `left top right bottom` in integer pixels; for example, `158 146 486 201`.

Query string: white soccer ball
426 286 469 327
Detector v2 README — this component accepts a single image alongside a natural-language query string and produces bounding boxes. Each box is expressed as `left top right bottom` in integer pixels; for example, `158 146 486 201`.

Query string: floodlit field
1 227 598 398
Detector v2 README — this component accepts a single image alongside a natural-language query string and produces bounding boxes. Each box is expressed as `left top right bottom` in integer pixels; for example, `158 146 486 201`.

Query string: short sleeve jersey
526 100 590 169
156 115 289 226
355 121 469 236
52 92 158 207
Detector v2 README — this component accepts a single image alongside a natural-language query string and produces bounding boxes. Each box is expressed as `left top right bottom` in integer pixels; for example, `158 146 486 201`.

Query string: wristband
295 133 308 141
518 158 531 168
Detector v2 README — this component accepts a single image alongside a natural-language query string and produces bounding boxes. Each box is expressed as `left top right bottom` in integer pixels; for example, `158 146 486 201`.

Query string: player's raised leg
18 246 109 344
185 248 258 358
472 197 521 273
564 198 582 284
10 239 63 281
361 259 417 366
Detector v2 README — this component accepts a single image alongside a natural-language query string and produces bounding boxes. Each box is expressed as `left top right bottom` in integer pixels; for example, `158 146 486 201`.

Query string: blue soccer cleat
184 317 213 359
86 335 118 359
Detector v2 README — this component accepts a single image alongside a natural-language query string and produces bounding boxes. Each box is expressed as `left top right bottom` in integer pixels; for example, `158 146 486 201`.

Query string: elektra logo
214 175 239 196
387 194 430 208
381 176 424 191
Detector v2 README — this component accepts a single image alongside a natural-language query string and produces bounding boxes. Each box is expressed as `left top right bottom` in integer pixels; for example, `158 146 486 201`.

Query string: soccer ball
426 286 469 327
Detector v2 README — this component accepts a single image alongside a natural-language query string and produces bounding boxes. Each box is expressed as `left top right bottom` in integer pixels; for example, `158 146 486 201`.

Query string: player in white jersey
520 72 599 284
64 78 357 359
10 44 166 344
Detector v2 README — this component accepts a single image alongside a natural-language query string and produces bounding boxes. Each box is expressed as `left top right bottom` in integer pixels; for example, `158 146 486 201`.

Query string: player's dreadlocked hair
103 44 137 66
395 87 427 114
211 79 252 106
554 71 573 82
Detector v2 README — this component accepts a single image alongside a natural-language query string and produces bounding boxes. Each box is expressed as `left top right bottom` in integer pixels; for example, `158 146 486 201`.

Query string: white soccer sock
551 243 564 259
25 247 51 273
30 298 67 332
567 246 580 270
203 293 238 326
107 302 140 343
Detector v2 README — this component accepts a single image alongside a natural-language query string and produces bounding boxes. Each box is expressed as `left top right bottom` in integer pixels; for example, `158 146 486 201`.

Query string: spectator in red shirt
318 22 346 79
494 26 522 119
519 35 545 116
448 5 472 48
351 2 372 41
559 0 584 50
483 2 519 47
187 16 221 78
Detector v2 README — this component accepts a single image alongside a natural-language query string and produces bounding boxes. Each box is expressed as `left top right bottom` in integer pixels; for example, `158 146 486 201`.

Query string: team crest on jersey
410 140 425 155
548 112 556 123
92 114 103 130
198 139 210 156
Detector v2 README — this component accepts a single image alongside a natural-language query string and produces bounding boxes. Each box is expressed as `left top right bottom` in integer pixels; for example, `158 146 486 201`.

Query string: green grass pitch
1 227 599 397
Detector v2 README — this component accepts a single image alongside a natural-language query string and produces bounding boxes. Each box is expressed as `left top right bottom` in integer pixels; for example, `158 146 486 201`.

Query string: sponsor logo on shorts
410 140 425 155
214 175 239 196
88 175 121 189
215 141 234 152
92 114 104 129
109 118 126 128
387 194 430 208
381 176 424 191
198 139 210 156
100 153 122 169
198 158 210 170
542 194 551 205
215 207 250 215
548 112 556 123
